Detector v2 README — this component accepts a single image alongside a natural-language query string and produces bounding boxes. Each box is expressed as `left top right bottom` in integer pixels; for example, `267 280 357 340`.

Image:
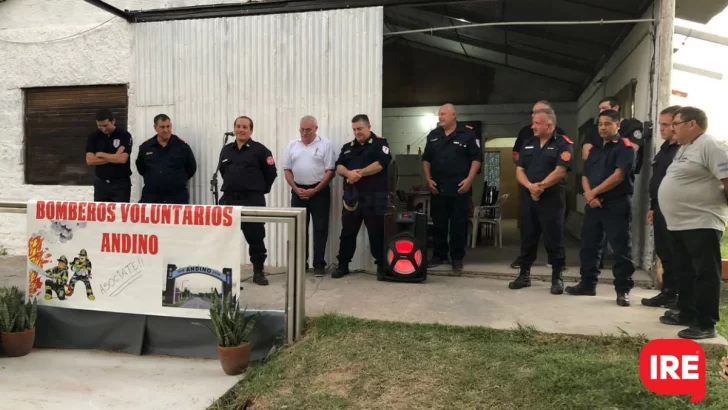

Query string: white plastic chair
469 193 509 248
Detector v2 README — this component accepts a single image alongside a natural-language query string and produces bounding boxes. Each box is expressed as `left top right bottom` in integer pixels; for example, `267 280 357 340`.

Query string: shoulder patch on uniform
560 151 571 161
561 135 573 144
266 156 275 165
621 138 633 147
633 130 643 140
383 146 389 155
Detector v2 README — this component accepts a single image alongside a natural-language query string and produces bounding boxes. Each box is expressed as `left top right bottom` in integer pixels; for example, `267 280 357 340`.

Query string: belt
295 182 321 189
96 176 129 184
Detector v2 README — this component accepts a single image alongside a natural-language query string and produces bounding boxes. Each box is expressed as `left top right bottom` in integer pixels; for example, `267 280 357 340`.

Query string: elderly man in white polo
283 115 336 277
657 106 728 340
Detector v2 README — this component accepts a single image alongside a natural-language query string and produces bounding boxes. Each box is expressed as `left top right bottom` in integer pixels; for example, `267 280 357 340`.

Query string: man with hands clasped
567 109 636 307
422 103 482 272
508 108 573 294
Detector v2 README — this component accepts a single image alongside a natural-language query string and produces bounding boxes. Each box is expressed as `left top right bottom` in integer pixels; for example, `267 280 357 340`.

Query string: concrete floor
0 231 723 410
0 349 236 410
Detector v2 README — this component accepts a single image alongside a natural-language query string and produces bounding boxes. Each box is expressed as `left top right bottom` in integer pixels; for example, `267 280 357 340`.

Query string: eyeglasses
672 120 691 127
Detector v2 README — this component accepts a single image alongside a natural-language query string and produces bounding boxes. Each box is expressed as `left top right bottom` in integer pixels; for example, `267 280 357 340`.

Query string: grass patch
209 314 728 410
719 303 728 340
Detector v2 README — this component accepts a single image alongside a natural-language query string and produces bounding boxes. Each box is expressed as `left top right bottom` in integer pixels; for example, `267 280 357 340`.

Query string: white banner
25 200 242 319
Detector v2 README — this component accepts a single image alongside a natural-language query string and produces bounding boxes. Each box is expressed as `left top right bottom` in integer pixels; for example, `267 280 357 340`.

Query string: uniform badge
113 139 120 148
633 130 643 139
266 156 275 165
475 139 480 148
382 146 389 154
560 151 571 161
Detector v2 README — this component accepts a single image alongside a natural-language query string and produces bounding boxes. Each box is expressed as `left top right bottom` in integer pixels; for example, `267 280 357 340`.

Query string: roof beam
385 12 594 73
559 0 635 17
385 23 584 85
390 37 582 90
128 0 480 23
673 63 723 80
415 5 614 51
674 21 728 47
83 0 133 22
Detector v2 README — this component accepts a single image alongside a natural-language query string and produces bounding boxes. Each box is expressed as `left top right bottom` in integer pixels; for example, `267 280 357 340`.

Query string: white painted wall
382 103 578 155
0 0 134 254
0 1 385 273
573 4 657 269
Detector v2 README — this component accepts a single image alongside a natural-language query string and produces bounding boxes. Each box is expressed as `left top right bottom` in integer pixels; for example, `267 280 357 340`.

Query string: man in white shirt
657 106 728 339
283 115 336 276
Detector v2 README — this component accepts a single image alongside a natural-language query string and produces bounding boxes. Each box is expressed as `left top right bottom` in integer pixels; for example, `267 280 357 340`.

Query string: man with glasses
641 105 681 309
283 116 336 277
657 107 728 339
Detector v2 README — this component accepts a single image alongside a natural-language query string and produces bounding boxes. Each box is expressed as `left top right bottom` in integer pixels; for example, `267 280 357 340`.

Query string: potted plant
0 286 38 357
209 289 257 376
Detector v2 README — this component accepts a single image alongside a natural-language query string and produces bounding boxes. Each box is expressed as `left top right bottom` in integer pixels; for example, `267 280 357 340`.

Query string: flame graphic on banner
28 235 50 297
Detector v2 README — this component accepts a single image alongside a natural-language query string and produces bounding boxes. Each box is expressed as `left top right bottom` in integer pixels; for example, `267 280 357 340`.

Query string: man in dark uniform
642 105 682 309
333 114 391 279
508 109 573 294
582 97 646 269
218 116 278 286
422 103 482 272
136 114 197 204
510 100 567 271
566 109 636 307
85 108 133 202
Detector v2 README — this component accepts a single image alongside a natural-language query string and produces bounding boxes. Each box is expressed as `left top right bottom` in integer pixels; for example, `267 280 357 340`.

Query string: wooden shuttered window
24 84 129 185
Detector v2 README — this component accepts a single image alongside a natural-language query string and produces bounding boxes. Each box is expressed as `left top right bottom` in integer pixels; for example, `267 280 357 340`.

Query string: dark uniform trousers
291 184 331 270
221 192 267 271
520 188 565 269
431 193 469 261
93 177 131 203
671 229 722 328
338 192 387 267
579 196 635 292
652 204 678 292
140 188 190 204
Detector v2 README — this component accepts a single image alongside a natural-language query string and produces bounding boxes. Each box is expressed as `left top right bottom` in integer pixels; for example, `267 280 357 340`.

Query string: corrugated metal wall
133 7 384 270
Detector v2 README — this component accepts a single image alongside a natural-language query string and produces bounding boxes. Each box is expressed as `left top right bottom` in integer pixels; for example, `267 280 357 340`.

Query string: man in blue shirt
510 100 567 271
566 109 636 307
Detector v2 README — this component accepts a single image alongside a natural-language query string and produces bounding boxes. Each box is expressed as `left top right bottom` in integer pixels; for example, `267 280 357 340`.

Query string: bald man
422 104 482 271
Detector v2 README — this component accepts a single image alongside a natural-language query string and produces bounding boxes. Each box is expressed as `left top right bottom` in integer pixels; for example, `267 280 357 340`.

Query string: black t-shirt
85 128 133 180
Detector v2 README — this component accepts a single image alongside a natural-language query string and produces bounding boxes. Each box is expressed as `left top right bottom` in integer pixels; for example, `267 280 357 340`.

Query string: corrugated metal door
133 7 384 270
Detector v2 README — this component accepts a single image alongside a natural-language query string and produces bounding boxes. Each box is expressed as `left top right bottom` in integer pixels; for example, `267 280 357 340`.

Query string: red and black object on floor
381 212 428 282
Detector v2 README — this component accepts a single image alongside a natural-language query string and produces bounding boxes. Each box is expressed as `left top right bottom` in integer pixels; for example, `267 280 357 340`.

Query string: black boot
253 270 269 286
641 289 677 308
508 268 531 289
550 265 564 295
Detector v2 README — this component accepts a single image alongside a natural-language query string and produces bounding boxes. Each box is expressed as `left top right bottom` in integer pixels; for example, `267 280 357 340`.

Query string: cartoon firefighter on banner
44 255 69 300
66 249 96 301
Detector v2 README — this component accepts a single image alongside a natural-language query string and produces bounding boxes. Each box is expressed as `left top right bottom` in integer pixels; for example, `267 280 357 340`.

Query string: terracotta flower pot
1 329 35 357
722 259 728 281
217 342 251 376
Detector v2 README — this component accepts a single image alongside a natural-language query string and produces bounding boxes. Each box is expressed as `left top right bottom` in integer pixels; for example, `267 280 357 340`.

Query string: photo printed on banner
161 259 235 310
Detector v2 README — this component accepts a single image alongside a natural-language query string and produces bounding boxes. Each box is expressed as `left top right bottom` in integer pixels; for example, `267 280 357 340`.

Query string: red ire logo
639 339 706 403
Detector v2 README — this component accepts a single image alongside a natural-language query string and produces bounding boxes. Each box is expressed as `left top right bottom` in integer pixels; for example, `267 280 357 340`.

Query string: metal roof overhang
88 0 727 24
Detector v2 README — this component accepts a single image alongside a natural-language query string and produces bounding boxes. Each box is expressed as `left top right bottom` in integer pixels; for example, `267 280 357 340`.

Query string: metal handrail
0 200 307 344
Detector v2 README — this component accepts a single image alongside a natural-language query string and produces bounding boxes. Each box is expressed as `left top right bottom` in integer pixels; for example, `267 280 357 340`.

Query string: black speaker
381 212 428 282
